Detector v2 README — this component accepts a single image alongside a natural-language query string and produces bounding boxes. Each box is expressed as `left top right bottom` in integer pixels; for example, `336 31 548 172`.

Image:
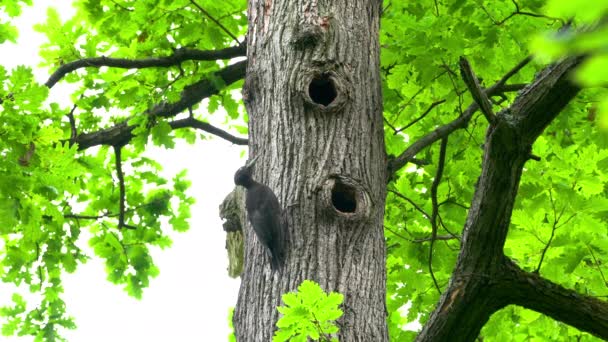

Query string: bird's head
234 155 259 188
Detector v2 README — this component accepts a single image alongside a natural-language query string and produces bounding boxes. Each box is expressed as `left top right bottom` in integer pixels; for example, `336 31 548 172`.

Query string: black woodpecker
234 155 287 272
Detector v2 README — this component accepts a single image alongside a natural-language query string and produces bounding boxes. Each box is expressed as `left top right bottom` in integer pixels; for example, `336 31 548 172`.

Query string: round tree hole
308 74 337 107
331 181 357 213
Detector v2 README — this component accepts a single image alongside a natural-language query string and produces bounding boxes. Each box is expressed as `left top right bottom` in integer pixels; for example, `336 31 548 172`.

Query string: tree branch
504 259 608 340
189 0 242 45
388 189 431 220
169 116 248 145
495 0 565 26
45 45 245 88
388 56 532 176
394 99 447 134
416 56 585 341
429 137 448 294
113 145 136 229
73 61 247 150
459 57 496 125
386 226 459 244
511 56 584 144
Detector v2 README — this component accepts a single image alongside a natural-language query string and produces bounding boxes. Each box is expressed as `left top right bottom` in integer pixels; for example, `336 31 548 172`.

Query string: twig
535 189 576 273
169 116 248 145
587 244 608 286
113 145 136 229
497 59 533 91
386 225 460 244
459 57 496 125
394 99 447 134
189 0 241 45
429 137 448 294
35 242 44 290
311 312 333 342
390 70 447 124
496 0 565 26
383 117 398 134
387 56 532 176
388 189 431 220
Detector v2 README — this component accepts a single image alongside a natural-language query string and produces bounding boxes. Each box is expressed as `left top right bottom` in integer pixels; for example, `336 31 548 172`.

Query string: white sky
0 1 244 341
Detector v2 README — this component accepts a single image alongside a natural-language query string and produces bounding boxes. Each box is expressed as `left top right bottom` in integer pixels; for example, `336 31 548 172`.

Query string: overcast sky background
0 1 244 341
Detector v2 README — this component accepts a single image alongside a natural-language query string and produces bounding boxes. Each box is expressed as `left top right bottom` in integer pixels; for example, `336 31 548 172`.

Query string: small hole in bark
308 74 337 107
331 182 357 213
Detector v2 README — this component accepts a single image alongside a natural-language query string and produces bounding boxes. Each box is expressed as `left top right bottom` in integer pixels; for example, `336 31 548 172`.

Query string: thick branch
510 56 584 143
416 56 584 341
503 259 608 340
45 45 245 88
73 61 247 150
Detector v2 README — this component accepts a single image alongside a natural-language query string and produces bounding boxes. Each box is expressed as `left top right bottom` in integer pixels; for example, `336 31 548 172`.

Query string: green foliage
0 0 30 43
532 0 608 129
273 280 343 342
0 0 245 339
381 1 607 341
227 307 236 342
0 0 606 341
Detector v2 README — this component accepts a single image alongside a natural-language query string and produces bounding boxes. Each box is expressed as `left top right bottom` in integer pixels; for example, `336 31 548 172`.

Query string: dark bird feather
234 156 287 272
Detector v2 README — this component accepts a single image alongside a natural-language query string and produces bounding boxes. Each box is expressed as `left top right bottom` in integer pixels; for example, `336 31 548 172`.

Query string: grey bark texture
233 0 388 341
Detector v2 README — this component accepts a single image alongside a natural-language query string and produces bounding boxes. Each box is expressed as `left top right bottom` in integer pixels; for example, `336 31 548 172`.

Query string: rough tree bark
233 0 388 340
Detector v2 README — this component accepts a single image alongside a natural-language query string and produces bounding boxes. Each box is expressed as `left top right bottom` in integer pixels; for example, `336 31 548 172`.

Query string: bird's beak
245 155 260 168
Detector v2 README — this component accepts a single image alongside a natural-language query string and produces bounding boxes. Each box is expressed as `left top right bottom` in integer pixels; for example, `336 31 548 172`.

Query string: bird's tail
270 249 285 273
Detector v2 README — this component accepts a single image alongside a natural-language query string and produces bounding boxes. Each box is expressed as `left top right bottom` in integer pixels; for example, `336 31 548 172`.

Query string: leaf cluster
273 280 344 342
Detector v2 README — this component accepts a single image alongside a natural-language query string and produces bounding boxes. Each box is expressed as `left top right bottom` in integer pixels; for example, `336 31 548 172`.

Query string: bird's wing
250 208 275 248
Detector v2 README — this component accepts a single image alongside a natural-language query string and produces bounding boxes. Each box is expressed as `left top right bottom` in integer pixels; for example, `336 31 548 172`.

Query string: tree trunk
233 0 388 341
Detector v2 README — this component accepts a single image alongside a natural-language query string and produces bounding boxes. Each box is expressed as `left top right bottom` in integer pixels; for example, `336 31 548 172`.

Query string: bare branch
45 45 245 88
459 57 496 125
